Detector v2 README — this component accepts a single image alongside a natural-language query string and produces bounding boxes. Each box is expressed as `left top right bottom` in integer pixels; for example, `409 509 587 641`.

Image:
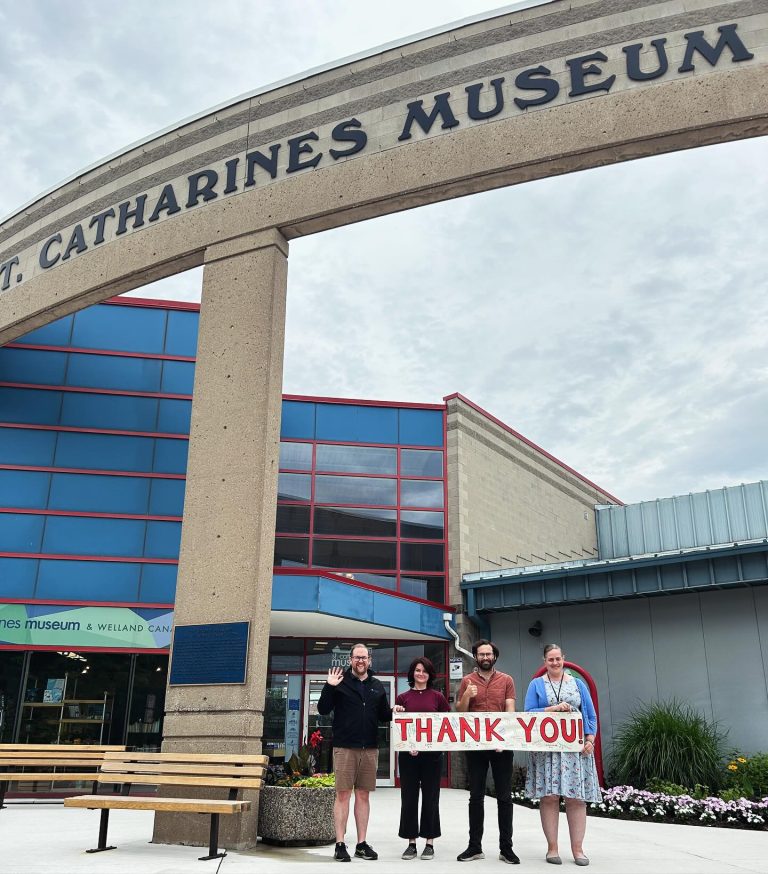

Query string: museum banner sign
393 712 584 752
0 603 173 650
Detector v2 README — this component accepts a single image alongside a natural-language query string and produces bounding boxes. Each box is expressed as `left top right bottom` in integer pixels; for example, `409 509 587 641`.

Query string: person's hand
465 683 478 699
581 739 594 757
392 704 406 713
410 750 419 757
548 702 570 712
326 667 344 686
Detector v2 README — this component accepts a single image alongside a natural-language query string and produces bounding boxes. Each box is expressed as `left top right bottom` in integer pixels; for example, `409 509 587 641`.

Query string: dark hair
543 643 563 656
407 657 436 688
471 639 499 660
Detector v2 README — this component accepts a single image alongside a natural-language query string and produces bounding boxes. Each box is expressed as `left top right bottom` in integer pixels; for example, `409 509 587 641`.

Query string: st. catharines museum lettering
0 23 754 290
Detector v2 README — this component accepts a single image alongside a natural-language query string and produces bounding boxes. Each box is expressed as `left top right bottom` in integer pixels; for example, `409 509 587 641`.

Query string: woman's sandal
546 854 562 864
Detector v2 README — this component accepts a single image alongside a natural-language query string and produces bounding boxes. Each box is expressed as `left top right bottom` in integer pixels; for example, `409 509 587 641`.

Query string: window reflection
400 510 444 540
274 537 309 567
316 444 396 475
314 506 396 537
401 480 444 508
401 543 444 572
315 475 396 506
279 442 312 471
400 574 445 602
278 473 311 502
276 504 311 534
313 539 397 570
400 449 443 477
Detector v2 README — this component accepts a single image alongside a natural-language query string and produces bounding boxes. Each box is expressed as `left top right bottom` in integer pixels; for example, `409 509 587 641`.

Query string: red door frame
533 661 604 786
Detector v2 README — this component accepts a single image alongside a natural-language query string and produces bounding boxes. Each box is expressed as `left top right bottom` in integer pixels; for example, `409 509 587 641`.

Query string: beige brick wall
446 395 619 609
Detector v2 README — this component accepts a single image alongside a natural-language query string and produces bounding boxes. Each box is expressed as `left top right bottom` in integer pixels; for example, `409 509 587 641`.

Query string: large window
275 428 446 602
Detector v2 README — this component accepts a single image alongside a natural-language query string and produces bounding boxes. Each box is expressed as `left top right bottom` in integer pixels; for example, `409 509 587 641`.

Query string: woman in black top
392 657 450 860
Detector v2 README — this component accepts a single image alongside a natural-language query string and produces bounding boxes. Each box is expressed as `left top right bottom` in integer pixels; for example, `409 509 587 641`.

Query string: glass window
400 449 443 477
263 673 290 762
0 652 25 743
278 473 311 502
312 539 397 570
279 441 312 471
314 506 396 538
276 504 311 534
401 480 444 508
316 404 397 443
274 537 309 568
400 574 446 604
400 543 445 572
268 639 304 672
306 639 358 672
281 401 315 440
397 642 446 675
72 306 167 354
316 444 396 475
399 409 443 447
165 310 199 356
127 655 168 752
348 572 397 590
367 644 394 672
400 511 444 540
315 475 396 506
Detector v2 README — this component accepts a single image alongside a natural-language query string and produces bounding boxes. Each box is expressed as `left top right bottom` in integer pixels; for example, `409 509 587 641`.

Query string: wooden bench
0 744 125 809
64 751 268 861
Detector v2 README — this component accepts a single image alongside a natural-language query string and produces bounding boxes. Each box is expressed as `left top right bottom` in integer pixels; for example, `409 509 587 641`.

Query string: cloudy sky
1 1 766 504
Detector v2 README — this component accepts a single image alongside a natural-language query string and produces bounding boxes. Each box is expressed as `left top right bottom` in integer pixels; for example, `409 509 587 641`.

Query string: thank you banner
393 712 584 752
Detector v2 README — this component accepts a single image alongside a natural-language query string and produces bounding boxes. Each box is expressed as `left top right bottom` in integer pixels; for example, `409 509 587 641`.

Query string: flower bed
512 787 768 830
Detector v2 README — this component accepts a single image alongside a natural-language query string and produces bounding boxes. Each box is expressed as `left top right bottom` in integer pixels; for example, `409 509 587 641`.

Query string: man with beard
456 639 518 864
318 642 392 862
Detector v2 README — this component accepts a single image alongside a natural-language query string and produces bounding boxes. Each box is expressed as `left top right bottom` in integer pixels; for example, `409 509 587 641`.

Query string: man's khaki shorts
333 747 378 792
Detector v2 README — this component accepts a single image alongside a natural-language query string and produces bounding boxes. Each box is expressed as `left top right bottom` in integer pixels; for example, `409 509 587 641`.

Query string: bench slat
0 772 103 782
102 751 268 764
99 762 265 777
64 795 251 814
95 773 263 789
0 745 123 752
0 758 109 767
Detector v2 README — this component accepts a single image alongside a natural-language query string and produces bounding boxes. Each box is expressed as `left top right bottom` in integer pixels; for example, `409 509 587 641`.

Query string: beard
478 658 494 671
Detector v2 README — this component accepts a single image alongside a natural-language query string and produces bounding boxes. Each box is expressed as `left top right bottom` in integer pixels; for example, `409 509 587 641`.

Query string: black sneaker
499 848 520 864
355 842 379 860
421 845 435 860
457 847 484 861
401 844 417 860
334 842 351 862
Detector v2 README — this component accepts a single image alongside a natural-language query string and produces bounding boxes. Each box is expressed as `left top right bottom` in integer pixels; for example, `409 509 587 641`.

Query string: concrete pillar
153 228 288 850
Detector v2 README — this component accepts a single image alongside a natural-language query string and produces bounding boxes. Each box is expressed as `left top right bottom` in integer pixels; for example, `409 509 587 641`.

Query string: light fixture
528 620 543 638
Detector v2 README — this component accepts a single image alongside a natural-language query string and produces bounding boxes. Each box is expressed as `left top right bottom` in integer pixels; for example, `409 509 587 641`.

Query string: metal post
198 813 226 861
86 809 116 853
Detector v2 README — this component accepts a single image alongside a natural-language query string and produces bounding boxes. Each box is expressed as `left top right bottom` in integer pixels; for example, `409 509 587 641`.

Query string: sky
1 1 766 504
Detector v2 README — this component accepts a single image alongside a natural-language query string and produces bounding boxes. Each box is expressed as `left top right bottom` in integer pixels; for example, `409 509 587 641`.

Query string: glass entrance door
304 674 395 787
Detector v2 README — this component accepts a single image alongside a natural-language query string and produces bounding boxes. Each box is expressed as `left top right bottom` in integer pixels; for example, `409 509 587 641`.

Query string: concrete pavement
3 788 767 874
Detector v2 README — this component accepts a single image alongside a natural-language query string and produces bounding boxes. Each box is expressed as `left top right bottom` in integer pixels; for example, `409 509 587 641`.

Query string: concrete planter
258 785 336 846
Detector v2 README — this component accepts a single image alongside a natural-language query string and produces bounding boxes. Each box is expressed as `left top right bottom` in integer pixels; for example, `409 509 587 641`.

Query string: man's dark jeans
465 750 514 852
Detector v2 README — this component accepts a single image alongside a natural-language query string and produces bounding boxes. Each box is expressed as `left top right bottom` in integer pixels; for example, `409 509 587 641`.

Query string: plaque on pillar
169 621 250 685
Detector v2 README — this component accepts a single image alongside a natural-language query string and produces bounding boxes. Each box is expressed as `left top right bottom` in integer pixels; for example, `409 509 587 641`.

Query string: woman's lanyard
547 676 564 703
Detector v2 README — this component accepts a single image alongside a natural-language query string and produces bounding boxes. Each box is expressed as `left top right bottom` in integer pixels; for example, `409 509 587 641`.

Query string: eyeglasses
476 652 495 658
352 656 370 661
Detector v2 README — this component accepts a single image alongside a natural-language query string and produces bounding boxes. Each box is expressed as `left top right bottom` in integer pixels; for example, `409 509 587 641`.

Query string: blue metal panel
66 353 162 393
373 590 419 630
280 401 315 439
0 427 56 466
0 513 45 552
153 438 188 474
42 516 146 557
13 315 73 346
139 564 178 603
0 387 62 424
54 431 155 472
318 576 374 620
0 470 51 508
316 404 398 444
60 392 159 431
160 360 195 394
165 310 199 356
0 557 38 597
157 399 192 433
144 521 182 559
271 574 319 610
399 409 443 447
0 348 68 384
49 472 150 514
72 306 167 354
36 559 141 601
148 479 186 516
597 482 768 559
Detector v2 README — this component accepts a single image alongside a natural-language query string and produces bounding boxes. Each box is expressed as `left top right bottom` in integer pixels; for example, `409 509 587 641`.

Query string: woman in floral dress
524 644 600 866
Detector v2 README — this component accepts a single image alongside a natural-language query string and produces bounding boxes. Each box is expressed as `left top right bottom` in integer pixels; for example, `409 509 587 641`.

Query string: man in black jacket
318 642 392 862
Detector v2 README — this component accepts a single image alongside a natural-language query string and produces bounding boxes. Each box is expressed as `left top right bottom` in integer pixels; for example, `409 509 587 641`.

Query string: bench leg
86 809 116 853
0 780 7 810
198 813 226 862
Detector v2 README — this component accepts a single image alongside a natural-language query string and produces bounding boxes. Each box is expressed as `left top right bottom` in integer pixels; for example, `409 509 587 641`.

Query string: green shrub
609 700 726 790
646 779 688 796
723 752 768 799
718 787 744 802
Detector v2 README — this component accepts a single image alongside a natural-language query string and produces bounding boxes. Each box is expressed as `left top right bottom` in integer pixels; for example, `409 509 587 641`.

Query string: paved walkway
4 789 767 873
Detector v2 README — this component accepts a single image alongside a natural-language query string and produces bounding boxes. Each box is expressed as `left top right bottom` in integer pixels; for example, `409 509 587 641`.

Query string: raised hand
466 683 478 698
326 666 344 686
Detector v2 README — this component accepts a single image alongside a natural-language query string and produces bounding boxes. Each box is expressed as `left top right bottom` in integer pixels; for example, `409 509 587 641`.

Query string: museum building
0 296 638 792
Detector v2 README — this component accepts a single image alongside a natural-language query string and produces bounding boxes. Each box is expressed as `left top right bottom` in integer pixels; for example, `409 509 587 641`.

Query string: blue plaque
169 621 250 685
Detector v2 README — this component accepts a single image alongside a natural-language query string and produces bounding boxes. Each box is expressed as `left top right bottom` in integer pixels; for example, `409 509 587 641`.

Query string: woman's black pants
398 751 443 839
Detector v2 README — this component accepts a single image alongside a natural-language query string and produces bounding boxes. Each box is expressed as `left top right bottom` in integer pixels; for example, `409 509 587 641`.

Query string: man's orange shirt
458 669 516 712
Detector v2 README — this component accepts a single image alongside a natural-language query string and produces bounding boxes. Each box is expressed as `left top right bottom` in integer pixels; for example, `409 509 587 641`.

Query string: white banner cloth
392 712 584 752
